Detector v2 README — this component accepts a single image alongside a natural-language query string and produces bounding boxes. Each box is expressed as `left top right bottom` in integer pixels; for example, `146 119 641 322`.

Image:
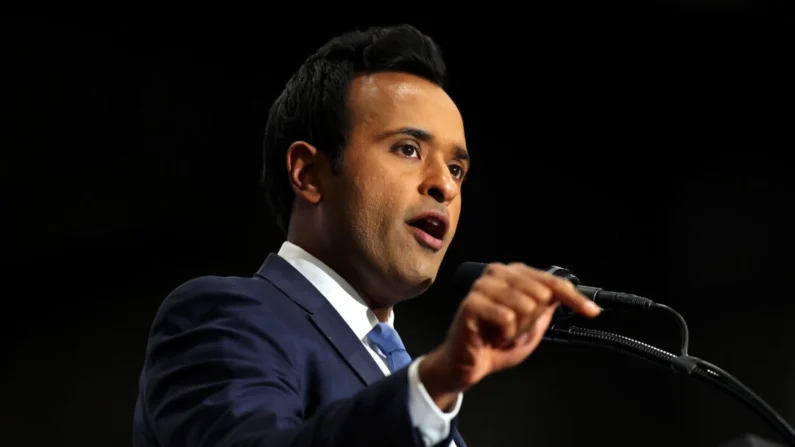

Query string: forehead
347 72 465 144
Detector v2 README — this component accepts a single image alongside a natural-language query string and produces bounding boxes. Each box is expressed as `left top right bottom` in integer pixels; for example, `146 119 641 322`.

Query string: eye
449 164 465 179
395 144 420 158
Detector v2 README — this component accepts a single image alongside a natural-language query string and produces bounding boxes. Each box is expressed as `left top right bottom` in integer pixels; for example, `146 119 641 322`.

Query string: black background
4 4 795 446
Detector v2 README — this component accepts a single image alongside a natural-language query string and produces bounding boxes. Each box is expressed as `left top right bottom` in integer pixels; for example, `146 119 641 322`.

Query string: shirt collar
277 241 394 341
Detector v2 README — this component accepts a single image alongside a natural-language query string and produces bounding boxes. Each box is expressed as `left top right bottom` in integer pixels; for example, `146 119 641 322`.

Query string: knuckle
553 274 572 287
471 280 484 294
471 277 492 294
473 274 509 295
502 288 532 315
536 286 554 303
461 293 481 313
499 307 515 322
503 287 522 305
484 262 505 276
556 277 577 293
521 299 537 316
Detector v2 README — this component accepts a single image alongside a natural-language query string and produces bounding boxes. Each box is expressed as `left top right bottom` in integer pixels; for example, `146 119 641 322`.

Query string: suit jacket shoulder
145 273 305 369
133 254 454 447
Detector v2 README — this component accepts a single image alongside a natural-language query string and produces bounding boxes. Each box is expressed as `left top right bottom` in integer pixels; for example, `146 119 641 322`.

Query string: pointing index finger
522 265 602 318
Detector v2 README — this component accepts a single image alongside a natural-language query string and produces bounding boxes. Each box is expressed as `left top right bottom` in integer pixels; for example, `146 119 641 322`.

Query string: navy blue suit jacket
133 253 466 447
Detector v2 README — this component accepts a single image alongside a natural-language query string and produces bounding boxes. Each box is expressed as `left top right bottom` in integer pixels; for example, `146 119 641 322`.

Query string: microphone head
545 265 582 286
452 261 488 298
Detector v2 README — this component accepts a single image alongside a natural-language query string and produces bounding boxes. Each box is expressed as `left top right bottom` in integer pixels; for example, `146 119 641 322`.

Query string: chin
390 262 438 299
376 236 445 300
386 279 433 303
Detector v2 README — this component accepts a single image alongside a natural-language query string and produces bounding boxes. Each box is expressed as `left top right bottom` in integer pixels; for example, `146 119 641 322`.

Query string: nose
418 156 458 204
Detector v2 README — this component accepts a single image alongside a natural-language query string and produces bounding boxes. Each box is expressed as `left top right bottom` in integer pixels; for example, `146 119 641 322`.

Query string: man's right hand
418 262 602 410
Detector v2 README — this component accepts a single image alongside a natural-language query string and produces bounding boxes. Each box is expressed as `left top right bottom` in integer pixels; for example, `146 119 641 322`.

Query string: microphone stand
543 319 795 447
452 262 794 444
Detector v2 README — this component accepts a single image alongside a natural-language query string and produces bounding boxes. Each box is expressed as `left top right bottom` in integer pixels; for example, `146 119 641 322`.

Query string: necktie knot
366 322 412 372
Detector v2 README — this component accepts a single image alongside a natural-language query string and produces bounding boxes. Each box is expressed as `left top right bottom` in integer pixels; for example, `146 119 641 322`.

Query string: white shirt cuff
406 356 463 446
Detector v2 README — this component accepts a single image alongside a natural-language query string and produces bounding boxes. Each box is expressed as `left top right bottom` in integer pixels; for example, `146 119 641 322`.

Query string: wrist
418 347 461 411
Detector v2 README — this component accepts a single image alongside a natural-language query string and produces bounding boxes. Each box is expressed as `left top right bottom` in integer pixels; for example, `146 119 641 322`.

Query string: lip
405 209 449 252
407 225 444 251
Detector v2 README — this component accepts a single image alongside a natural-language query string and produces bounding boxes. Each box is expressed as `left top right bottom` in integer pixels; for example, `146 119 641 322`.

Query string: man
133 24 601 447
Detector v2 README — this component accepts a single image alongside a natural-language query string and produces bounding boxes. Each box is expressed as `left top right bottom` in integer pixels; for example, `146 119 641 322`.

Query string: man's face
321 72 469 305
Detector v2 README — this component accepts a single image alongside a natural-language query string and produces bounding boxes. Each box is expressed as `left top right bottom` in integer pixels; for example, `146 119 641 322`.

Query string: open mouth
406 211 449 251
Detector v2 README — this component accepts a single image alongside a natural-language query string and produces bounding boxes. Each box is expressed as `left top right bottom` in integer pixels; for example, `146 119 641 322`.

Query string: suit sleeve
138 278 458 447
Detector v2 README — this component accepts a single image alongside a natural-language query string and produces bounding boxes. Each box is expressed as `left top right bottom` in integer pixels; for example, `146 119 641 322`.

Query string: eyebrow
380 126 471 164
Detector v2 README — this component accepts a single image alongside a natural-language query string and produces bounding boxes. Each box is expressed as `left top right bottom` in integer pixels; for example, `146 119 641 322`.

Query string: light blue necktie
367 322 412 372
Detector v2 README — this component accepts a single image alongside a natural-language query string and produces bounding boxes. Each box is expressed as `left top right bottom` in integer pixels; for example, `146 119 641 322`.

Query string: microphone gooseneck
543 325 795 447
451 261 795 447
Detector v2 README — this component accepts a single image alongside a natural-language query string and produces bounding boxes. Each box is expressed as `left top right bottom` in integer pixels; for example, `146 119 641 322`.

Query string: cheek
342 164 391 230
447 204 461 237
350 164 407 234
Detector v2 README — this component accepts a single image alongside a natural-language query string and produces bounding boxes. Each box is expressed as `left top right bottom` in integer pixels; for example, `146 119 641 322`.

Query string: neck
371 308 392 323
287 228 393 323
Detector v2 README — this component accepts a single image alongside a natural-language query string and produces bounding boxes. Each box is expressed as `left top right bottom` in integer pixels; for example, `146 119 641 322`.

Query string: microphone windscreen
451 262 487 298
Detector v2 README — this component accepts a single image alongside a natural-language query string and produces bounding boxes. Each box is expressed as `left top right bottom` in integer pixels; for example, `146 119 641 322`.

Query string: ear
286 141 325 205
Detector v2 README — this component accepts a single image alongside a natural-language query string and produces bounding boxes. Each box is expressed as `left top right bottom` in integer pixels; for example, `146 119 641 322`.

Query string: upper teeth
424 218 440 227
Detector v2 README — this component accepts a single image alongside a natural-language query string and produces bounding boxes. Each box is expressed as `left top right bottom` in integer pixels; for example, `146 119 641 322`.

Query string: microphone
451 265 795 446
452 262 654 319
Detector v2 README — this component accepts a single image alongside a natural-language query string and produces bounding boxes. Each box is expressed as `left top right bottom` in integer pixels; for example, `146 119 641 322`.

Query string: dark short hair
261 24 448 235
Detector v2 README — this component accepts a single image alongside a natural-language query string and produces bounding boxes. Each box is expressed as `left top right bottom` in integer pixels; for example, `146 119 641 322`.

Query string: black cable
544 325 795 446
695 357 795 445
651 302 690 356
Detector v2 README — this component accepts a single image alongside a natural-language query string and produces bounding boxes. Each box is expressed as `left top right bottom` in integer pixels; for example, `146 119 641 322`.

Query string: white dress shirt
277 241 462 447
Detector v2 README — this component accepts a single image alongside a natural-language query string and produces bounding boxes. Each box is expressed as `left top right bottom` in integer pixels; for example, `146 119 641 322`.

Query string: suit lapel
308 310 385 386
259 254 467 445
255 254 385 386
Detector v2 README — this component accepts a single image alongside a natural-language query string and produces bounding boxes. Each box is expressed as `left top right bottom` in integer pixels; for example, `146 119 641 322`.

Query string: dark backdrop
4 5 795 447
